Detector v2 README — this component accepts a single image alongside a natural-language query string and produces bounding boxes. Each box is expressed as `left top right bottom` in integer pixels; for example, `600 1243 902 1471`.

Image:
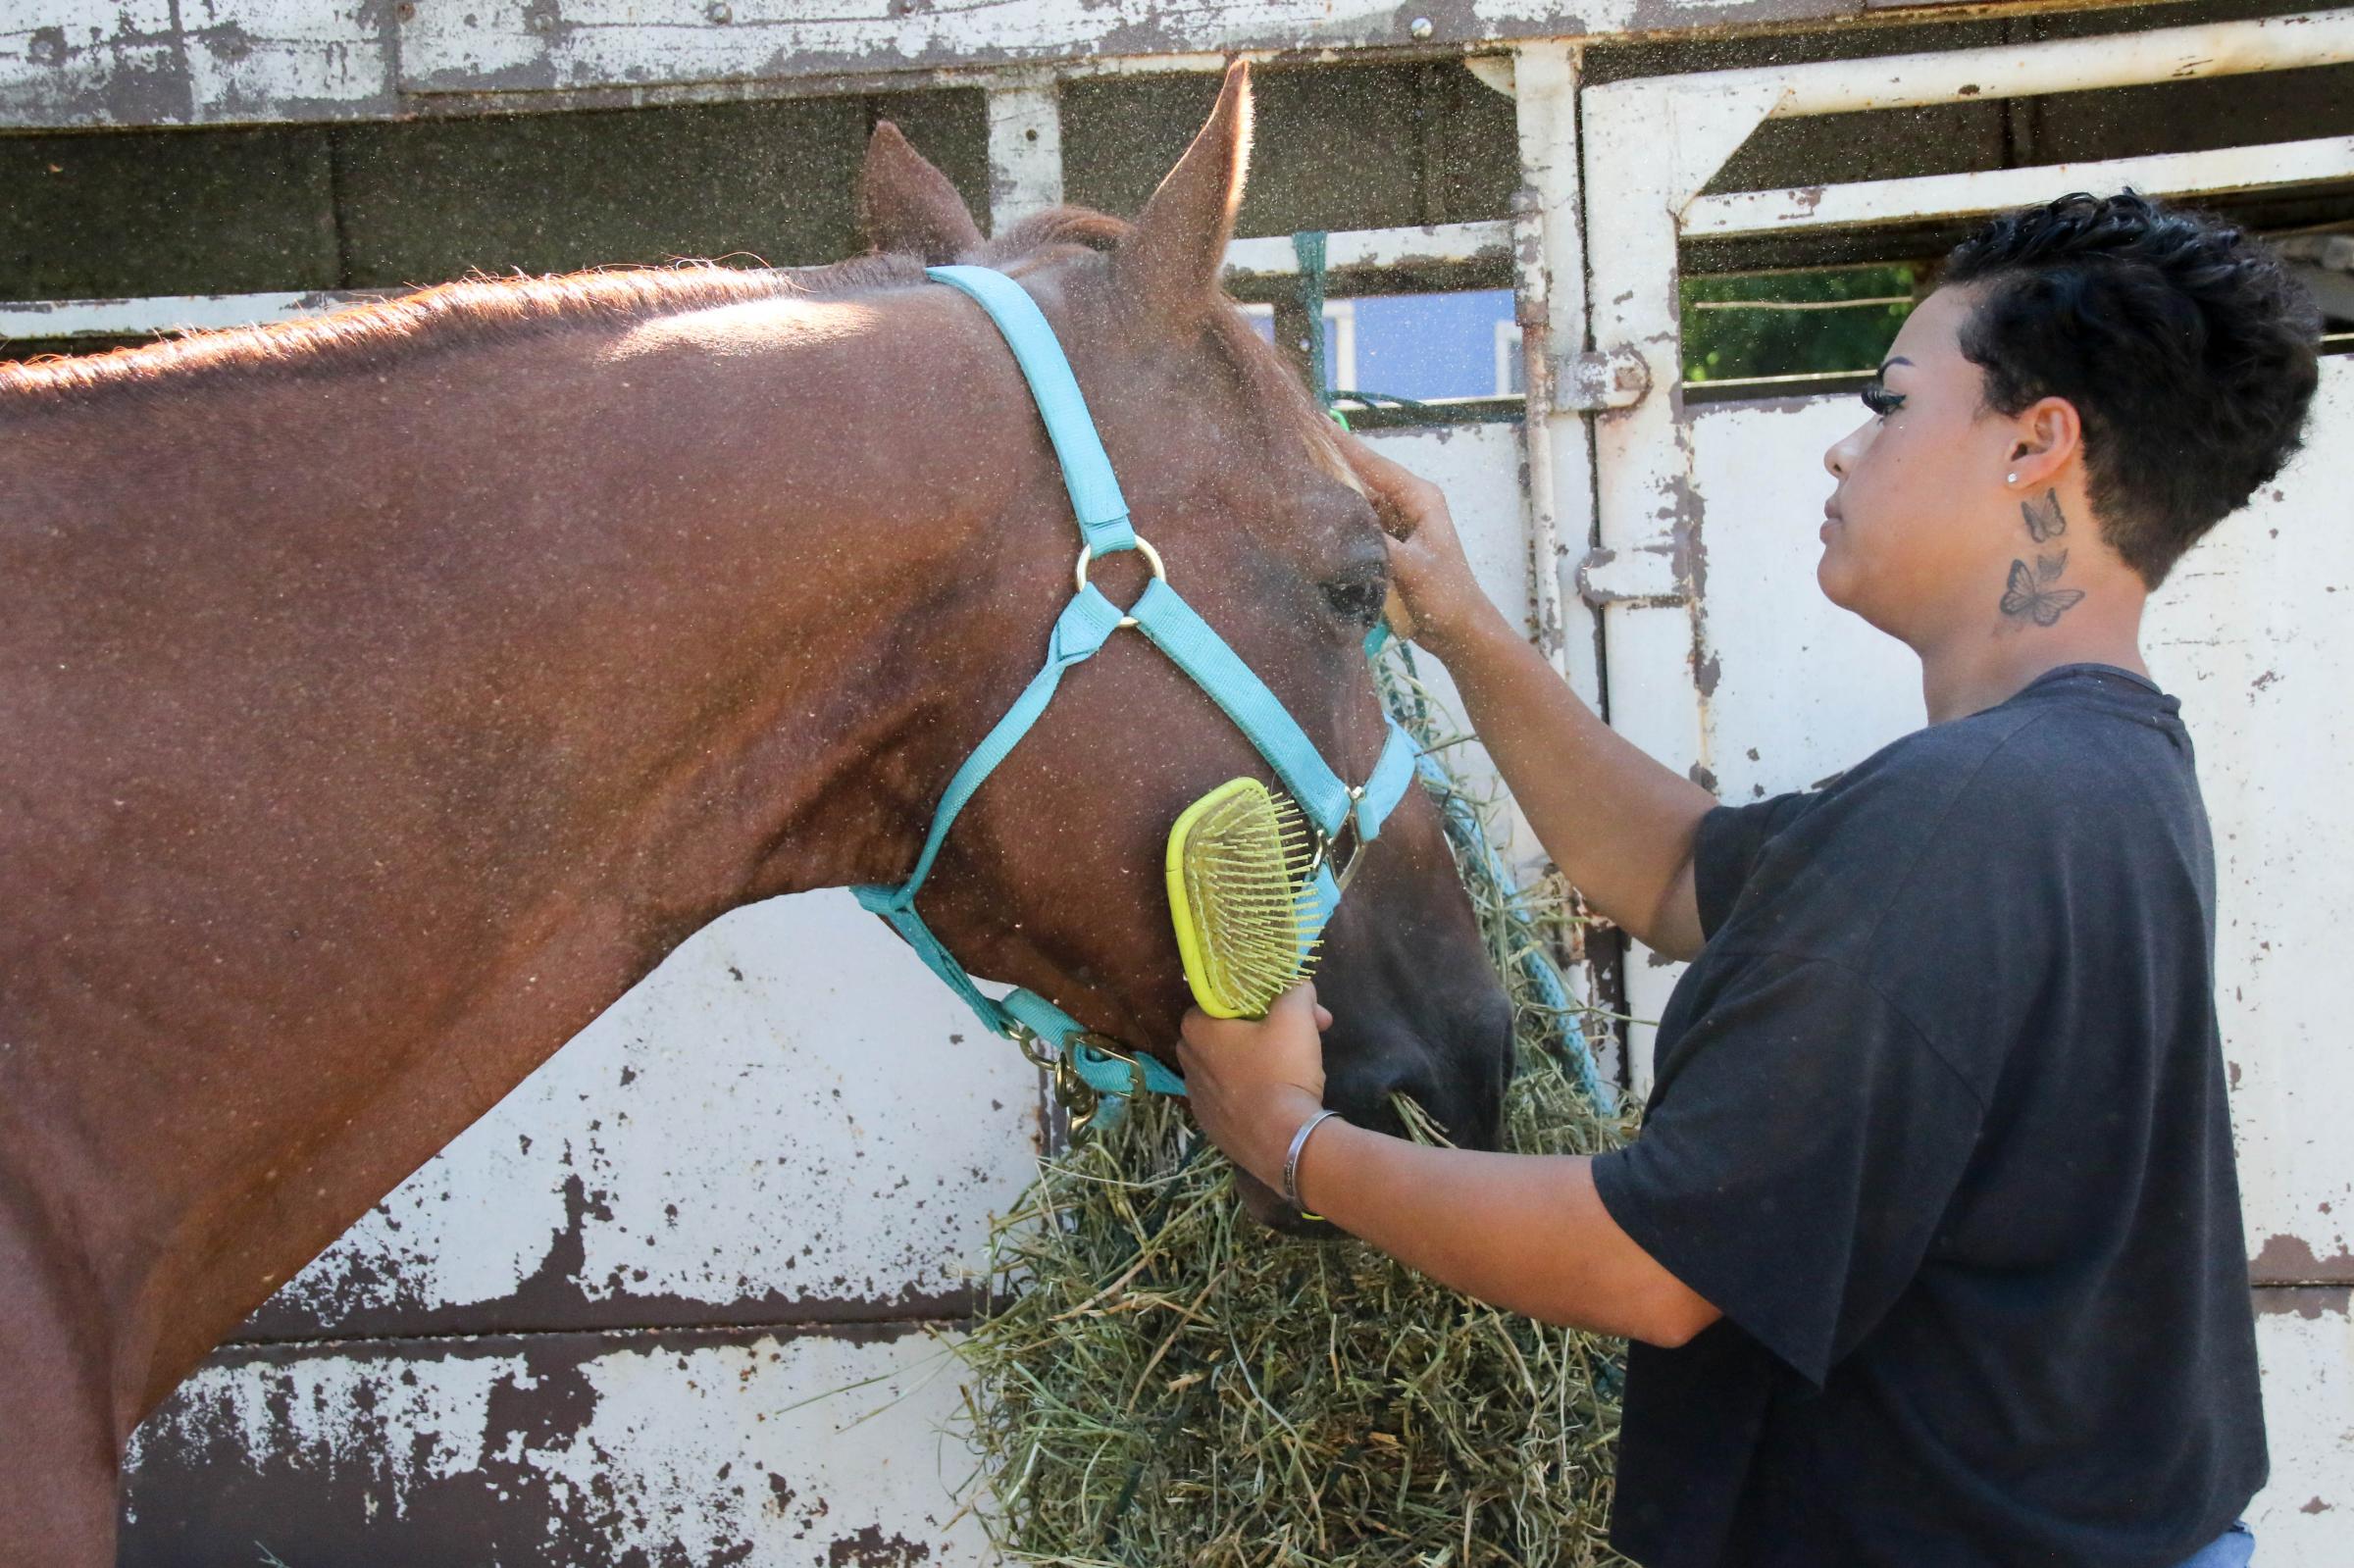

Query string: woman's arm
1350 436 1714 961
1177 988 1721 1348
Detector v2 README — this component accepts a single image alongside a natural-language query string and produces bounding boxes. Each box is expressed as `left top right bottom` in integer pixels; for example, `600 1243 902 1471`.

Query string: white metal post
985 77 1064 232
1509 39 1598 709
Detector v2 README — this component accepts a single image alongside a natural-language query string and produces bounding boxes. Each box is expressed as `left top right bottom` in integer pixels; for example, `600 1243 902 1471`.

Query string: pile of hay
952 655 1639 1567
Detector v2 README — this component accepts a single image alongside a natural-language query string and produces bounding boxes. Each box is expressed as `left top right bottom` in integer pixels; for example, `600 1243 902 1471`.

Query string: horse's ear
1114 61 1252 327
859 121 984 264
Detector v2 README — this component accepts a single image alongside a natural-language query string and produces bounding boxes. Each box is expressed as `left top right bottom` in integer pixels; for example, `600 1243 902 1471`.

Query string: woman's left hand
1175 984 1334 1189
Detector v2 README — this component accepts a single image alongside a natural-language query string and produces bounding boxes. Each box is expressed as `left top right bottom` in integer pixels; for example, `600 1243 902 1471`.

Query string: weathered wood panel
0 123 339 298
0 87 990 303
332 93 872 283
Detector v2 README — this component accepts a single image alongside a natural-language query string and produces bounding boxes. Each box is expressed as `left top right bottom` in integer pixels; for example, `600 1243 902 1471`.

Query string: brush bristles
1178 785 1324 1017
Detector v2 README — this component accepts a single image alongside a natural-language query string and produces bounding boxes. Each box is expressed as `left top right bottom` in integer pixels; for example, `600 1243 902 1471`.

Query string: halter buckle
1310 784 1370 893
1075 535 1167 630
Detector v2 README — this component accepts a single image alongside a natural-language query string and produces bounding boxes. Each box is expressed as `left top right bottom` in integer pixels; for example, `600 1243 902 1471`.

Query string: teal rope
1384 621 1616 1116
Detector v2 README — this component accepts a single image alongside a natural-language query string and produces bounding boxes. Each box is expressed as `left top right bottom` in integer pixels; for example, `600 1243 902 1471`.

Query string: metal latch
1554 345 1652 412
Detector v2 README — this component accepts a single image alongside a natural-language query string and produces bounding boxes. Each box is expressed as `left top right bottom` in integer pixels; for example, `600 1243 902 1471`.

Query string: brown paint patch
2252 1233 2354 1284
236 1160 988 1342
829 1524 934 1564
123 1322 939 1564
1694 650 1722 699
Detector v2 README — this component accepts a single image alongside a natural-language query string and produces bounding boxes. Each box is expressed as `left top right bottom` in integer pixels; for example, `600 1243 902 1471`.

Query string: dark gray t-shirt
1592 664 2266 1568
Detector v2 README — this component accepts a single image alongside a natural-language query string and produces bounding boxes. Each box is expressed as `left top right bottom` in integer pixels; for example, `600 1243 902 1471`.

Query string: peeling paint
124 1325 984 1566
2 0 1869 132
2253 1232 2354 1286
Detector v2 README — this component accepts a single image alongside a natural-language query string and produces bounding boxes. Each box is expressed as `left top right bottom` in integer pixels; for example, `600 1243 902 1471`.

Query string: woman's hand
1175 985 1333 1190
1341 432 1506 660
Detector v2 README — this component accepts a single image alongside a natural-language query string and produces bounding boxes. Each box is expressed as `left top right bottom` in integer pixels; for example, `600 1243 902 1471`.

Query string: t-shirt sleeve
1591 952 1984 1384
1692 792 1819 940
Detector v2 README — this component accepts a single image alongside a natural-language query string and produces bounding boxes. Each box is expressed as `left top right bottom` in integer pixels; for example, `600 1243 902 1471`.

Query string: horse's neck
5 283 1058 1432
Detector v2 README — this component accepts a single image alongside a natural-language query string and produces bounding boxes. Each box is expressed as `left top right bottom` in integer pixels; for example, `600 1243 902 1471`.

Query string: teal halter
853 266 1418 1106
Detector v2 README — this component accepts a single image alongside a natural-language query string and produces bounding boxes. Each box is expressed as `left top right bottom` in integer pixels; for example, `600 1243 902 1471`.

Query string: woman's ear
2004 395 2084 491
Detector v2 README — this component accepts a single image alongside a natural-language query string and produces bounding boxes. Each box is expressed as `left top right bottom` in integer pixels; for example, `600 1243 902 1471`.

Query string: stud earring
2007 473 2019 485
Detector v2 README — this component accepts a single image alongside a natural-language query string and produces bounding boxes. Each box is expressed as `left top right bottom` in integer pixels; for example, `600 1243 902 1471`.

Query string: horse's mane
0 203 1355 487
0 209 1113 407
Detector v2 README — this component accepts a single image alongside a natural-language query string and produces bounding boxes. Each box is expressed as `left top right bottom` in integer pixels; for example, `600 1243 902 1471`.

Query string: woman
1174 192 2320 1567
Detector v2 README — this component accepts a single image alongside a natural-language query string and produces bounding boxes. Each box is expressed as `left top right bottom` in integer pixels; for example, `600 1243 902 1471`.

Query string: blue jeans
2176 1520 2255 1568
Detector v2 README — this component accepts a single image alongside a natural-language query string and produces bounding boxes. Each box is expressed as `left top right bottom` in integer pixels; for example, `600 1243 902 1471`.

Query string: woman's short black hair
1941 191 2322 587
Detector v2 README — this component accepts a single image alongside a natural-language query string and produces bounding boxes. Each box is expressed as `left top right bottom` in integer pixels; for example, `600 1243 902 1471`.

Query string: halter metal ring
1007 1019 1063 1069
1074 535 1167 630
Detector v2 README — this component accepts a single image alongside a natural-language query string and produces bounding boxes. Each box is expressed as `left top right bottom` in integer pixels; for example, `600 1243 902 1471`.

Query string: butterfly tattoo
2001 551 2086 628
2021 489 2068 542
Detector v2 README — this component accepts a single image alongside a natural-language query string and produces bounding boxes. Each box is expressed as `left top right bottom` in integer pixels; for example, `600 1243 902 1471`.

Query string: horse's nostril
1362 1069 1443 1136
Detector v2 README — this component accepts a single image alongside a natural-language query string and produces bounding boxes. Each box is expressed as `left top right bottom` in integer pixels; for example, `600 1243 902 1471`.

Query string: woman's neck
1917 597 2152 724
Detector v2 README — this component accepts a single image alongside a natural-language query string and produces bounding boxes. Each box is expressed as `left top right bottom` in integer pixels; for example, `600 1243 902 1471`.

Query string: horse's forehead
1084 337 1362 508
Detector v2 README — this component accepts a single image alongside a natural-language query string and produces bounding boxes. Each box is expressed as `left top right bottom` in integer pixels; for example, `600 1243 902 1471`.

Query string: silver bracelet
1282 1108 1343 1217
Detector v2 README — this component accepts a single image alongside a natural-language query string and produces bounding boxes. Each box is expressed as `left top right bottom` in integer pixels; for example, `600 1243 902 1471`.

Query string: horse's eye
1323 571 1389 629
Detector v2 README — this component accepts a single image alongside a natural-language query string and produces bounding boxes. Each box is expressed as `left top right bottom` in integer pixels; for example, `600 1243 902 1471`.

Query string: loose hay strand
952 646 1639 1566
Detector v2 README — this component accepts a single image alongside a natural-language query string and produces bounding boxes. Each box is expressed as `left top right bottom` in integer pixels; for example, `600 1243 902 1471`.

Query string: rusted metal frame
1724 5 2354 122
228 1277 996 1348
1688 135 2354 239
1504 44 1584 690
1577 8 2354 1089
1507 39 1633 1070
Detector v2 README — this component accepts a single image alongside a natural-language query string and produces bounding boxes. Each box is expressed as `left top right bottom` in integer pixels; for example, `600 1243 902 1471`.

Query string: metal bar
0 291 384 341
985 78 1064 230
1686 135 2354 239
1575 6 2354 228
1220 221 1515 284
1510 39 1622 1038
1508 44 1590 689
1741 6 2354 120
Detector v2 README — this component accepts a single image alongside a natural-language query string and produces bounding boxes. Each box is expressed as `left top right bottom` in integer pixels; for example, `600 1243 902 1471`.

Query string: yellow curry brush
1166 778 1327 1019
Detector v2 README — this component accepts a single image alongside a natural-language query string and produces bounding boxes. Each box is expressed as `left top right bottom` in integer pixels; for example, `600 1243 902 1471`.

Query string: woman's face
1818 285 2017 644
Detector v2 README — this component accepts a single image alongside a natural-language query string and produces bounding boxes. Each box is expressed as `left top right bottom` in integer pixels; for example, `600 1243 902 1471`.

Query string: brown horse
0 65 1511 1564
